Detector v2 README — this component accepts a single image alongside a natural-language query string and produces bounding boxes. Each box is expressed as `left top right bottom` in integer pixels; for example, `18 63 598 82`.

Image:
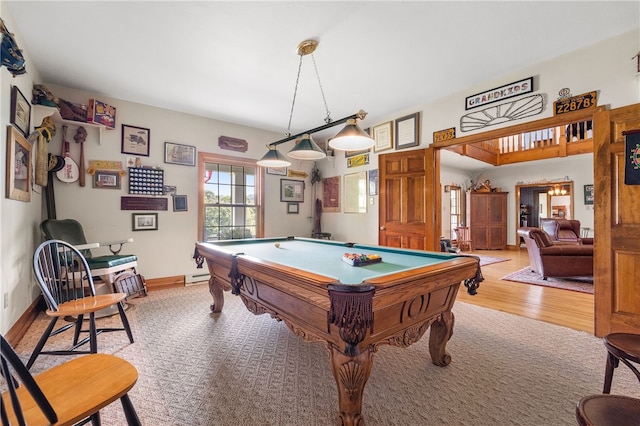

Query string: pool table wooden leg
328 345 374 426
208 276 225 313
429 310 454 366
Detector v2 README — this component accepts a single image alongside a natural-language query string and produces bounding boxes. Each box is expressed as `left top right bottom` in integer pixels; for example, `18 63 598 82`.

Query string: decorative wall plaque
121 196 168 211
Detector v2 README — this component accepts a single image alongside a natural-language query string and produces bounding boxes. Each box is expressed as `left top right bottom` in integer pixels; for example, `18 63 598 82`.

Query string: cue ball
275 243 280 248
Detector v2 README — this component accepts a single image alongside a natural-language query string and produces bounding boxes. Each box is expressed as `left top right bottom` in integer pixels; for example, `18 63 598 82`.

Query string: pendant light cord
311 53 332 125
286 55 304 138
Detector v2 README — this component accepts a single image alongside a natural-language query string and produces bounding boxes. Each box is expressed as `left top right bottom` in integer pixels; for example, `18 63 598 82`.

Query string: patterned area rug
477 255 511 266
502 266 594 294
12 285 635 425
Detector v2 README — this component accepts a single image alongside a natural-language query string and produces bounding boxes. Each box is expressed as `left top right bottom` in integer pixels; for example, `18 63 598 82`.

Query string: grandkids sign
465 77 533 110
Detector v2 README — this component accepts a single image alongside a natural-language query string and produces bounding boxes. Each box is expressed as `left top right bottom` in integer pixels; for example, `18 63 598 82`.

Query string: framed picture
395 112 420 150
93 169 121 189
287 202 299 214
345 148 370 159
132 213 158 231
584 184 594 205
164 142 196 166
173 194 188 211
280 179 304 202
373 121 393 152
266 167 288 176
344 171 367 213
10 86 30 137
5 125 31 202
369 169 378 196
121 124 150 156
322 176 340 213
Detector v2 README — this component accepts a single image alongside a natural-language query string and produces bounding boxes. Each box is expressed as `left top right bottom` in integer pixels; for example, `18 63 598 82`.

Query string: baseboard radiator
185 272 210 285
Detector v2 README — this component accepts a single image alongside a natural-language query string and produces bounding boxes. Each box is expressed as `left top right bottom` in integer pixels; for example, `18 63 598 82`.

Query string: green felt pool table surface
208 237 459 285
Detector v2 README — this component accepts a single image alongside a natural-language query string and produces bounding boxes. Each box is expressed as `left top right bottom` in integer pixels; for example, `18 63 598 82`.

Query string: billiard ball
275 243 280 248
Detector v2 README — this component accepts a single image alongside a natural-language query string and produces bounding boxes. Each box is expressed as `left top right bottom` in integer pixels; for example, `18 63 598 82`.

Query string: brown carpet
12 284 635 425
502 266 594 294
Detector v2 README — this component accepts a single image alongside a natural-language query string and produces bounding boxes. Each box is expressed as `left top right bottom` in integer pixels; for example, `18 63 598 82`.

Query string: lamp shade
256 148 291 167
329 119 375 151
287 134 326 160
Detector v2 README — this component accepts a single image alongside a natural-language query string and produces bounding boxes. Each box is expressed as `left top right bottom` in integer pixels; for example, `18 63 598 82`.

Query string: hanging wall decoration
460 94 544 132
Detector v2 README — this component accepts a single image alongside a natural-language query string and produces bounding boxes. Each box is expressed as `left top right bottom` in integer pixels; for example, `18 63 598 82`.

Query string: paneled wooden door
594 103 640 337
378 147 440 251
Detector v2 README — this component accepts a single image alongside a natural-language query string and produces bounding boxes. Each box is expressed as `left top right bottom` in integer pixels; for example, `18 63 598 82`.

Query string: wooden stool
576 394 640 426
603 333 640 393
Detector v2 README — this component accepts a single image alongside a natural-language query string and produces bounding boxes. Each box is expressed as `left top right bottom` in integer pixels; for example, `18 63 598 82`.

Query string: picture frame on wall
173 194 188 211
6 125 31 202
10 86 30 138
266 167 287 176
164 142 196 166
373 121 393 152
122 124 150 156
280 179 304 202
93 169 121 189
584 184 594 205
132 213 158 231
287 202 299 214
322 176 340 213
395 112 420 150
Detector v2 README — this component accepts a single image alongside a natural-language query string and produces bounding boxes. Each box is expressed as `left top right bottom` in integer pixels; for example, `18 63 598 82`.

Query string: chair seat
576 394 640 426
86 254 137 270
47 293 127 317
2 353 138 425
604 333 640 363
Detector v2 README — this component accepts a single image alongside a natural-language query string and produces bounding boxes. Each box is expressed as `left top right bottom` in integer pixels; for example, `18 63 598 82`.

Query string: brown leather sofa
517 227 593 279
540 218 594 245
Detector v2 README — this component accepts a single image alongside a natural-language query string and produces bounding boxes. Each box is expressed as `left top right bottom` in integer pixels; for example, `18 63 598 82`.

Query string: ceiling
6 1 639 171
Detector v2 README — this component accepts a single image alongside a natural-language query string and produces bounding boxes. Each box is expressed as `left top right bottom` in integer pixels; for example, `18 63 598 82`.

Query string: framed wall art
10 86 30 137
121 124 150 156
165 142 196 166
93 169 121 189
369 169 378 196
6 125 31 202
173 194 188 212
287 202 299 214
280 179 304 203
266 166 287 176
395 112 420 150
373 121 393 152
322 176 340 213
344 171 367 213
584 184 594 205
132 213 158 231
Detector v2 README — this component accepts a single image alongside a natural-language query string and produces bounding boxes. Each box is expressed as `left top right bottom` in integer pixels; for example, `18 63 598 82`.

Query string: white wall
317 29 639 247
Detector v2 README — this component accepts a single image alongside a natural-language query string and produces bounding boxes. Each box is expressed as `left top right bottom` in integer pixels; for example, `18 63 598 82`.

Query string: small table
194 237 480 425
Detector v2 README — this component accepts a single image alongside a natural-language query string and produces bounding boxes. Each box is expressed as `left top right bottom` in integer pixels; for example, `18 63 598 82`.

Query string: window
449 186 462 240
198 153 264 241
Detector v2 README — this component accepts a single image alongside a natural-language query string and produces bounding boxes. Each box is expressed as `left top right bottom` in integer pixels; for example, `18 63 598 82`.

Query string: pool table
194 237 481 425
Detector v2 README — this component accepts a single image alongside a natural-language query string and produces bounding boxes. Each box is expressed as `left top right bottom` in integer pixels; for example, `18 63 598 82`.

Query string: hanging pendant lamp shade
287 134 326 160
256 147 291 167
329 119 375 151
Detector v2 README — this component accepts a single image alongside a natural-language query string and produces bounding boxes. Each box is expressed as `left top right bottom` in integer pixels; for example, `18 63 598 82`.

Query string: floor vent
185 273 210 285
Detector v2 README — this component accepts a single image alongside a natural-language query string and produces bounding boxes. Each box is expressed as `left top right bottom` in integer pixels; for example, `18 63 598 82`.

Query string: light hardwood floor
456 247 595 334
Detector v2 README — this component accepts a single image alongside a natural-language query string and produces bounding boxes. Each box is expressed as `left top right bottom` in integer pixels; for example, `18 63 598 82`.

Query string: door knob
380 226 386 230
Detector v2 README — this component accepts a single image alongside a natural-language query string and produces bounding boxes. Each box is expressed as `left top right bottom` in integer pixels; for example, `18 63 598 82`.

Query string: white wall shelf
32 104 111 144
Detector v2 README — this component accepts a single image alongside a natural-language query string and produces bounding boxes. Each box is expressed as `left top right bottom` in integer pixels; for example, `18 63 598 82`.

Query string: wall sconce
548 185 568 196
257 39 375 167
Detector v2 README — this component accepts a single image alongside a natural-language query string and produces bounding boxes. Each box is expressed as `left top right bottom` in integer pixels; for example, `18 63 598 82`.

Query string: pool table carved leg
328 345 374 426
208 276 224 313
428 310 455 366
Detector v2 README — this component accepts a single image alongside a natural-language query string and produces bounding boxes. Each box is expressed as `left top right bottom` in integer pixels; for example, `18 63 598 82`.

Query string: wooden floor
456 247 595 334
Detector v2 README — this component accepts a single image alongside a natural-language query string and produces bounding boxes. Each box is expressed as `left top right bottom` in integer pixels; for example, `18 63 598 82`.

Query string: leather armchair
540 218 594 245
517 227 593 279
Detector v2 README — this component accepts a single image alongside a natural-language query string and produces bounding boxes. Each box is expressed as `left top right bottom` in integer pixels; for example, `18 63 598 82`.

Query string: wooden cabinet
468 192 507 250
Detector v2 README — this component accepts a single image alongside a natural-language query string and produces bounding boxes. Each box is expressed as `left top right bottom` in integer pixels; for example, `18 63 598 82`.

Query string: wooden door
470 193 489 248
488 193 507 249
594 103 640 337
379 148 440 250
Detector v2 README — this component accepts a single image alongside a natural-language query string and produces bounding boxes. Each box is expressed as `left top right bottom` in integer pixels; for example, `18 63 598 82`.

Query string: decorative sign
218 135 248 152
553 91 597 115
465 77 533 110
624 129 640 185
460 94 544 132
121 196 168 211
347 154 370 168
433 127 456 143
86 160 125 175
288 169 308 179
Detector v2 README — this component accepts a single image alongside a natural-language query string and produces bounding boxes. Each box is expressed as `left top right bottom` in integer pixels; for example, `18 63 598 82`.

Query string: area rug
502 266 594 294
476 255 511 266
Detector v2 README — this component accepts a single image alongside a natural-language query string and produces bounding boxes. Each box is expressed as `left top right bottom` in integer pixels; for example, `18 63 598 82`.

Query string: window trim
198 152 264 241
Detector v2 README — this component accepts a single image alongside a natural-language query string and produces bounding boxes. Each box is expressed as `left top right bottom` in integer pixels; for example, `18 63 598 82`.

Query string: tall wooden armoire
467 191 508 250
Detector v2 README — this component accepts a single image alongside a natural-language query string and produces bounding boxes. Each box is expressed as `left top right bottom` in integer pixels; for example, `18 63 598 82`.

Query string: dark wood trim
146 275 185 291
6 296 44 347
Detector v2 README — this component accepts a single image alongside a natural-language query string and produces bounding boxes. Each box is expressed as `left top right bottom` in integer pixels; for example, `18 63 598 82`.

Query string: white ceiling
6 1 639 171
